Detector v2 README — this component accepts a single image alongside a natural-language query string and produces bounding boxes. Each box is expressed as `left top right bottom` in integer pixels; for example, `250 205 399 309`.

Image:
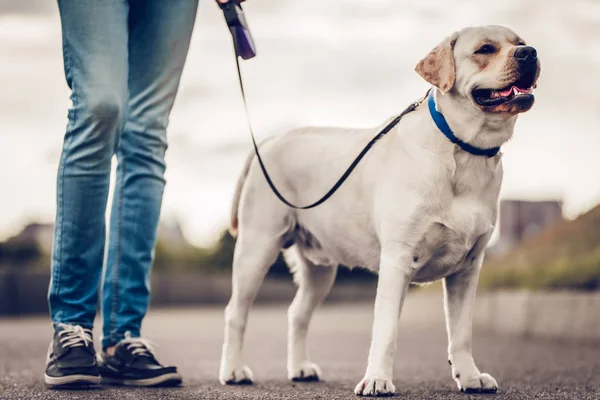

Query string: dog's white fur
219 25 540 396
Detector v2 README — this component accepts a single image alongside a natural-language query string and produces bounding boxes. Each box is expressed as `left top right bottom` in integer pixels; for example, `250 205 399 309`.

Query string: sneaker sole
101 372 182 387
45 373 101 388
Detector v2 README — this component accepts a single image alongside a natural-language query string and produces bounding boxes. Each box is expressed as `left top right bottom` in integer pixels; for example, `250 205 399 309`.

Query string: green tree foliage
481 204 600 291
0 238 42 267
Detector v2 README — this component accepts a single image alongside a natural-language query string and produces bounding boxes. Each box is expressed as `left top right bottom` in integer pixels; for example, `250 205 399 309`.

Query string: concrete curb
403 290 600 343
0 270 376 315
1 270 598 342
473 291 600 342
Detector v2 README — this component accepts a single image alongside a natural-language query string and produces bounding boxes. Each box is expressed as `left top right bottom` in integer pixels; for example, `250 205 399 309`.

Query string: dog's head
415 25 540 116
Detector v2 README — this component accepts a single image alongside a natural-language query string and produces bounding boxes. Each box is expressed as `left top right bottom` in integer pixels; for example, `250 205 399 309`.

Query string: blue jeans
49 0 198 349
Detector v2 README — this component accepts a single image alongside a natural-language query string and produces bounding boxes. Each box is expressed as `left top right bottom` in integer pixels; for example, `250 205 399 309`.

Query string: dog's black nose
514 46 537 62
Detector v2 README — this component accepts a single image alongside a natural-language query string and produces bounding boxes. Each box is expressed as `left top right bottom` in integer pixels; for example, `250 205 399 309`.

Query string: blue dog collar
428 91 500 158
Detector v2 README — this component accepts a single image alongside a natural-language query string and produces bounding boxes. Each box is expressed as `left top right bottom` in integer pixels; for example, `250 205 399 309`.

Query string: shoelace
120 332 157 358
57 323 93 349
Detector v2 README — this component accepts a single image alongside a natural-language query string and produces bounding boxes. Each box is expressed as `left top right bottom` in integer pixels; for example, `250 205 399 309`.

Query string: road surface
1 302 599 399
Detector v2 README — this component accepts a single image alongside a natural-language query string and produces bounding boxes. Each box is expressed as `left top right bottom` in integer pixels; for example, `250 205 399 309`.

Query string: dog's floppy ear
415 33 458 93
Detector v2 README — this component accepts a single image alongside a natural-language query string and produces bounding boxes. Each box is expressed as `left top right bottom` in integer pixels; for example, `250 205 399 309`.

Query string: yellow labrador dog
219 25 540 396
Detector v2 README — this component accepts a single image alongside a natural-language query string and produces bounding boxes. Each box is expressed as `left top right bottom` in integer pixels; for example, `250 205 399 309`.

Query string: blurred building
490 200 564 256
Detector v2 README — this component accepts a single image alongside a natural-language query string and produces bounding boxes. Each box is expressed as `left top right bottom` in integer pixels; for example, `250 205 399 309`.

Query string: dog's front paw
455 372 498 393
289 361 322 382
354 376 396 397
219 365 254 385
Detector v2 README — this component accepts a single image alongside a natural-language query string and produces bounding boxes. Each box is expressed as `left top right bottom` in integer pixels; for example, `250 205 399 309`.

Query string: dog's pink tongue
497 87 513 97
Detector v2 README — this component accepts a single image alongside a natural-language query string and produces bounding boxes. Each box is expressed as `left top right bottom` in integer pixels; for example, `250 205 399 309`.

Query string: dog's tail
229 151 255 237
282 245 306 287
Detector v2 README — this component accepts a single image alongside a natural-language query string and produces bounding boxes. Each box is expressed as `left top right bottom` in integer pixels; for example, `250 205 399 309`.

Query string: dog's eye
474 44 496 54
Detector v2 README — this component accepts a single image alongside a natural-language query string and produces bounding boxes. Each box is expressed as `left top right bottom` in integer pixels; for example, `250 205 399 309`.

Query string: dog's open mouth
472 77 534 107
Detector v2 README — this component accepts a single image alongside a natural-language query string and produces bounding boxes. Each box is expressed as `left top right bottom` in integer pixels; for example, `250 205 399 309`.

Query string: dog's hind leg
285 246 337 382
219 230 281 385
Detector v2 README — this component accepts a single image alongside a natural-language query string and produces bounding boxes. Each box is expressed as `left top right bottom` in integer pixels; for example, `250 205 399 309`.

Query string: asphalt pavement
1 301 599 399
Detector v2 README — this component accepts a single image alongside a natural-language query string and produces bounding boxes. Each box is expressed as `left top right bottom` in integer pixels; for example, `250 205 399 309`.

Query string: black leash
234 55 425 210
